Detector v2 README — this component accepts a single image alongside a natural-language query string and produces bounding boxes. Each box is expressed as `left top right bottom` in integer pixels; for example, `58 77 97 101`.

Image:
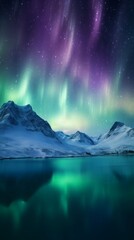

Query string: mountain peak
0 101 55 138
1 101 33 112
70 131 94 145
2 100 15 108
110 121 125 132
6 100 14 105
75 131 81 135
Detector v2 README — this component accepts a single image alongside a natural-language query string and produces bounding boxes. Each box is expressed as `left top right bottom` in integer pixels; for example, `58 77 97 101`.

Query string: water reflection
0 160 53 205
0 156 134 240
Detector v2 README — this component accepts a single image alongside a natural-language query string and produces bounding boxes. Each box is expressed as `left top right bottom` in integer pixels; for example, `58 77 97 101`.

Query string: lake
0 156 134 240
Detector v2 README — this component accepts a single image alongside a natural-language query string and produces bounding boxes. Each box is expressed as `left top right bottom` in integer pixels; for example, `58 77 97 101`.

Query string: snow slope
88 122 134 155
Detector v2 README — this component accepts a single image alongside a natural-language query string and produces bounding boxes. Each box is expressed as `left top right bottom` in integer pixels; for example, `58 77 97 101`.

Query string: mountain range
0 101 134 159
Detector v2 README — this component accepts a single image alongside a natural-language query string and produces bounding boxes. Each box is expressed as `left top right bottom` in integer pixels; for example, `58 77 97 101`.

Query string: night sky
0 0 134 134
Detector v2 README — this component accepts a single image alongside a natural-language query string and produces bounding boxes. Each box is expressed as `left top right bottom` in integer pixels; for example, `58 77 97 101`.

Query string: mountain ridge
0 101 134 158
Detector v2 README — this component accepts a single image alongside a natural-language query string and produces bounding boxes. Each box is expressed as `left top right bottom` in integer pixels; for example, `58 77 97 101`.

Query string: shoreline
0 152 134 161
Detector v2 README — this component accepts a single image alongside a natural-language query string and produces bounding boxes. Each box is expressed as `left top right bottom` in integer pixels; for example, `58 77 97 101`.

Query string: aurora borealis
0 0 134 134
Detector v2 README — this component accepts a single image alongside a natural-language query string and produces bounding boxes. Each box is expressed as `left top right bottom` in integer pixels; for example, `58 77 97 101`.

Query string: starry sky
0 0 134 135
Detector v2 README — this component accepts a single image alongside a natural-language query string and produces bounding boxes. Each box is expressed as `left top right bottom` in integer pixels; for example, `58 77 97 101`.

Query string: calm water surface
0 156 134 240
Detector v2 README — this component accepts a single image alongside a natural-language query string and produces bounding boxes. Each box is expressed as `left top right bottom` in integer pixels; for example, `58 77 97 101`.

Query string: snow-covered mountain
98 122 131 141
89 121 134 155
69 131 94 144
0 101 55 137
0 101 134 159
0 101 86 159
56 130 94 146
